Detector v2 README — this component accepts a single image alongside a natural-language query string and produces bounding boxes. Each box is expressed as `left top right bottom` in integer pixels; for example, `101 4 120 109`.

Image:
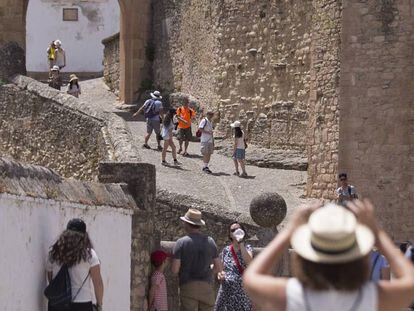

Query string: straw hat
230 121 241 128
180 208 206 226
69 74 79 82
150 90 162 99
291 204 374 264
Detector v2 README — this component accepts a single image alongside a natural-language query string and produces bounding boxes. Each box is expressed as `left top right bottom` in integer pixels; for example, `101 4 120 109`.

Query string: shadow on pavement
113 111 140 122
240 175 256 179
162 165 190 171
211 172 231 177
181 153 203 159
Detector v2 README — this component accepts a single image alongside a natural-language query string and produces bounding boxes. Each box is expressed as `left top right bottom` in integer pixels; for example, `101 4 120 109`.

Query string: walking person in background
161 108 181 166
133 90 164 150
230 121 248 177
243 199 414 311
171 208 222 311
199 111 215 174
176 97 196 156
53 40 66 70
148 250 170 311
48 65 62 90
336 172 358 206
215 222 253 311
46 41 56 73
67 74 81 98
45 219 104 311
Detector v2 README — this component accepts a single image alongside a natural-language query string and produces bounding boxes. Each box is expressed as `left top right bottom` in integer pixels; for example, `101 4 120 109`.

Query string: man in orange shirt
176 98 196 156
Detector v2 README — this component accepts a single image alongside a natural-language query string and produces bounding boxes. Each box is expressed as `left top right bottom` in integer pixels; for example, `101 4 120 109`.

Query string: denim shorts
233 148 245 160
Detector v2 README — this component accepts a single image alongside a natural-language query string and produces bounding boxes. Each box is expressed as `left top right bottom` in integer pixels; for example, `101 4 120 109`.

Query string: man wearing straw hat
171 208 221 311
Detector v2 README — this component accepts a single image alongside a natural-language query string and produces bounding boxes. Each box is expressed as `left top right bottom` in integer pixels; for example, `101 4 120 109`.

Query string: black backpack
44 265 72 310
44 265 89 310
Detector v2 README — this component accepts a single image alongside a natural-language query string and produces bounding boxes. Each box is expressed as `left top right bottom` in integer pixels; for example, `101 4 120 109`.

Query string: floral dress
214 244 253 311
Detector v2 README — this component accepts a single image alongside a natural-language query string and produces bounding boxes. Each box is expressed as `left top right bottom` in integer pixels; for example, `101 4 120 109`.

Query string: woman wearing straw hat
243 200 414 311
67 74 81 98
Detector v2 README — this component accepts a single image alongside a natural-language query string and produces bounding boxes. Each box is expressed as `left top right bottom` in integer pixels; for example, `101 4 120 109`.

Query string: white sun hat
150 90 162 99
291 204 374 264
230 120 241 128
180 208 206 226
51 65 60 71
54 40 62 47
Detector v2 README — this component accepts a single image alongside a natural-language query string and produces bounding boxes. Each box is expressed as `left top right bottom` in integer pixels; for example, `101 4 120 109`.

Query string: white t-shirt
199 118 213 143
286 278 377 311
235 132 245 149
46 249 100 303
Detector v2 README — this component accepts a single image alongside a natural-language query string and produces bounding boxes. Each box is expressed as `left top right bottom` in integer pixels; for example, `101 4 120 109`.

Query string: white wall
0 194 132 311
26 0 120 73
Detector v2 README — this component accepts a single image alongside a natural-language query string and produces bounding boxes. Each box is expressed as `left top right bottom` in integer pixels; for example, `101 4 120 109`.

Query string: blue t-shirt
370 251 389 282
144 99 163 121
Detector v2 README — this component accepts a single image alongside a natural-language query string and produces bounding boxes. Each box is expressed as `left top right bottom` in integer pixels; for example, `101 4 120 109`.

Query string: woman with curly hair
46 219 104 311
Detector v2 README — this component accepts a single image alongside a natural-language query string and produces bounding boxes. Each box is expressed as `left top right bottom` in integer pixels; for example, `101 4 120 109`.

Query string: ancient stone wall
153 0 313 152
102 33 120 94
0 83 106 180
339 0 414 241
306 0 342 199
0 42 26 81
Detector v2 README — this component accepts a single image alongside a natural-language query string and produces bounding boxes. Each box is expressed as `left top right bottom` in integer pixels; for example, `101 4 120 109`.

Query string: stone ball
249 192 287 228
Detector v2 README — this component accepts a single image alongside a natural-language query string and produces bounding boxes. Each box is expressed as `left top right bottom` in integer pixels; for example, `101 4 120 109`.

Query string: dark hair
69 80 79 89
163 108 176 127
338 173 348 179
234 127 243 138
292 254 369 291
184 222 201 230
49 229 93 267
400 241 411 254
228 221 247 241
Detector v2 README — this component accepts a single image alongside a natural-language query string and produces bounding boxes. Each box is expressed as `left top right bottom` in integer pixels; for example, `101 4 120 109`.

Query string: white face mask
232 228 245 242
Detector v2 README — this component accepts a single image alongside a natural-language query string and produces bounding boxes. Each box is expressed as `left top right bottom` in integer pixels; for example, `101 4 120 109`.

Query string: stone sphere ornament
249 192 287 228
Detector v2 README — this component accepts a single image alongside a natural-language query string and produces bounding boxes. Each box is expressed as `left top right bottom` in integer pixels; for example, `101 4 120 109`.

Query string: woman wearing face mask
214 222 254 311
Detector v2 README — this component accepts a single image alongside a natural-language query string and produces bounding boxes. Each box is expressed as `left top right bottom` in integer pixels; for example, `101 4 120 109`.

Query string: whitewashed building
26 0 120 77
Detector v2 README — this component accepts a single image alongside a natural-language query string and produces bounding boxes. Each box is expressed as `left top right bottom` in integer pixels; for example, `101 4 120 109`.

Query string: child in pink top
149 250 170 311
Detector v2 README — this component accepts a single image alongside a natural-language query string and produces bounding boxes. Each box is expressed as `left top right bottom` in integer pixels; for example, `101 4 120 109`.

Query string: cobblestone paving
80 78 309 226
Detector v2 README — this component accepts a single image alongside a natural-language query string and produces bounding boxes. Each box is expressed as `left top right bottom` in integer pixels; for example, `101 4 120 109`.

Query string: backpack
44 265 72 310
44 264 89 310
144 99 158 118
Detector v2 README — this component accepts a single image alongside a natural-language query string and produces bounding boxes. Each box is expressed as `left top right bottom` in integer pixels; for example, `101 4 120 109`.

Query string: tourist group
132 90 248 177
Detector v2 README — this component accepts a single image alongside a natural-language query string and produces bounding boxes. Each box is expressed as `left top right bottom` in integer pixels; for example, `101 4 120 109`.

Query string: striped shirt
150 271 168 311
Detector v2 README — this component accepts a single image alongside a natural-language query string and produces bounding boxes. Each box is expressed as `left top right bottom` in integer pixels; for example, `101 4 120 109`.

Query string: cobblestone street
80 78 308 225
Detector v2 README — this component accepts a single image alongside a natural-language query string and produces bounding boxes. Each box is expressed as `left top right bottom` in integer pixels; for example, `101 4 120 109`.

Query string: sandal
183 152 189 157
233 172 240 176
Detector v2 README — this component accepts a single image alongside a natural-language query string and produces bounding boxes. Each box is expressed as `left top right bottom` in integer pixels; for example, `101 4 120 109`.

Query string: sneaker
183 152 189 157
203 167 212 174
240 172 248 177
178 149 182 154
157 146 163 151
142 144 151 149
161 161 168 166
174 159 182 166
233 172 240 176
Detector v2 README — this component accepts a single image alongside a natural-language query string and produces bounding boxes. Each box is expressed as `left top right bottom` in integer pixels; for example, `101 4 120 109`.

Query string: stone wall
0 42 26 81
339 0 414 241
102 33 120 94
0 83 106 180
306 0 342 199
152 0 313 152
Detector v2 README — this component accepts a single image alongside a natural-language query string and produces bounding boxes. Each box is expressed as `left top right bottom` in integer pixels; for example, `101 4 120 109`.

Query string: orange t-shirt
176 106 195 129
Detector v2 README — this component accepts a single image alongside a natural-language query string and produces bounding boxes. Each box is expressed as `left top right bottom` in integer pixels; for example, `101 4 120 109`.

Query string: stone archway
0 0 150 104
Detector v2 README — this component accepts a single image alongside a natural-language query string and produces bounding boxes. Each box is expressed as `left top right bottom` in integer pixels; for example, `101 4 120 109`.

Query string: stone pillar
0 0 27 48
306 0 342 199
98 162 156 310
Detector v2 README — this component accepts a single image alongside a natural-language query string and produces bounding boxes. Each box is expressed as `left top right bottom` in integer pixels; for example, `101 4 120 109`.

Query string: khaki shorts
146 118 161 135
180 281 215 311
200 142 214 156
